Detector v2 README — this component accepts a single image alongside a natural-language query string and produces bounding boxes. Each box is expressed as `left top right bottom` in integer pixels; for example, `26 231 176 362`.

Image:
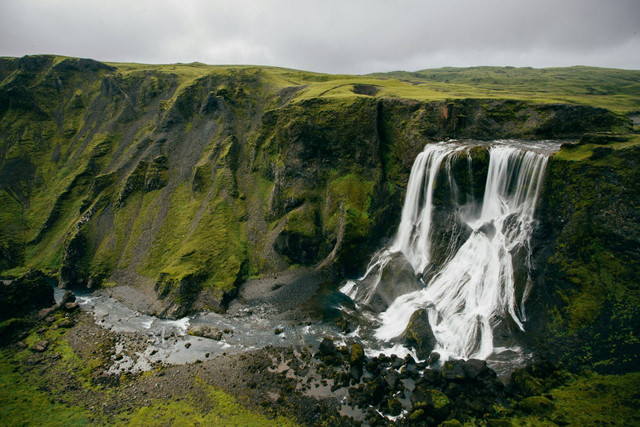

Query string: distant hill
369 66 640 113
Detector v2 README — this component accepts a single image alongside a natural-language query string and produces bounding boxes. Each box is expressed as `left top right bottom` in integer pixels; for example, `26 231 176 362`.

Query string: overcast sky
1 0 639 74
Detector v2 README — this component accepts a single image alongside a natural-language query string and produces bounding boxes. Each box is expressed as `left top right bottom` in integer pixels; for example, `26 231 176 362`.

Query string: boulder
386 398 402 416
318 337 336 356
411 386 451 421
188 325 223 341
349 364 363 382
427 351 440 365
63 302 80 312
383 370 400 390
358 253 423 311
58 319 75 328
442 360 466 381
60 290 76 305
361 377 387 406
402 309 437 360
402 363 420 379
462 358 489 379
349 343 365 367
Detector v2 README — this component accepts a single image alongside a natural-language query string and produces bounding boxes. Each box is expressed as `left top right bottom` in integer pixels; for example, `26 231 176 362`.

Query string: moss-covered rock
529 142 640 373
410 386 451 421
514 396 555 415
349 343 365 367
509 369 545 398
402 309 438 360
0 270 55 321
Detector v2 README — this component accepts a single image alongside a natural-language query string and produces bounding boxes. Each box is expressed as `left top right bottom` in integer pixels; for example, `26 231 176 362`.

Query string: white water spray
344 141 554 360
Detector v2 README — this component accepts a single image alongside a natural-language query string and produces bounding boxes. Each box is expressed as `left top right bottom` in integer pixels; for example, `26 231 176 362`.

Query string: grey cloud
1 0 638 73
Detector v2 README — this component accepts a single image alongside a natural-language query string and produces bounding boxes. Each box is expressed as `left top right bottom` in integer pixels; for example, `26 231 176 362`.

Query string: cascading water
342 140 558 361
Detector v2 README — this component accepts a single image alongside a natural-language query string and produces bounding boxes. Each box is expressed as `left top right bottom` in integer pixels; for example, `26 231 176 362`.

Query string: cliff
528 137 640 373
0 55 636 325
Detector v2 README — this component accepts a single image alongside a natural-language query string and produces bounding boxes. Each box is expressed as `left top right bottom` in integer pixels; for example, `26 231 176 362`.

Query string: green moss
116 382 298 427
543 143 640 372
143 179 246 304
283 204 318 238
554 134 640 161
0 350 90 426
192 163 212 193
506 372 640 426
325 172 375 238
514 396 555 415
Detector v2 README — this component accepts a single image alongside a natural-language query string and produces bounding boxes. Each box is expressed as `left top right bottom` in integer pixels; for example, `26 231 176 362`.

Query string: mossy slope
529 136 640 373
0 55 633 316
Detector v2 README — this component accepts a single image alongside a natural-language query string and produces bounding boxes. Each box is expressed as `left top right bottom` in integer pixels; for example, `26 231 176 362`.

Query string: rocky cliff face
0 55 632 319
527 139 640 373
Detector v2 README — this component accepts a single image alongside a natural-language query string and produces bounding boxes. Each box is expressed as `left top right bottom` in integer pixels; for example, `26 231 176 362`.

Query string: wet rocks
426 351 440 365
349 343 365 366
60 290 76 305
442 360 466 380
188 325 223 341
63 302 80 312
348 343 365 382
386 397 403 416
341 352 509 424
402 309 437 360
411 386 451 421
318 337 336 356
462 358 489 379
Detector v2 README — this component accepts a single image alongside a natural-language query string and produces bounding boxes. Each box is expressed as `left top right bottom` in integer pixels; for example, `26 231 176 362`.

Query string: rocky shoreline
2 284 638 426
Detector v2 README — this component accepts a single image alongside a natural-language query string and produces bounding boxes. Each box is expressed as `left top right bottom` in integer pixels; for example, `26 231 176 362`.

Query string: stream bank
2 298 639 426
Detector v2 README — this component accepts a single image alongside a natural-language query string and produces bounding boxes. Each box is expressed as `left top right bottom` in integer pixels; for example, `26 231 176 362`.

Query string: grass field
99 60 640 113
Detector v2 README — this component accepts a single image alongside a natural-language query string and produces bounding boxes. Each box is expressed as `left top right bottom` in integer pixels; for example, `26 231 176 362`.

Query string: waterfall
342 141 554 360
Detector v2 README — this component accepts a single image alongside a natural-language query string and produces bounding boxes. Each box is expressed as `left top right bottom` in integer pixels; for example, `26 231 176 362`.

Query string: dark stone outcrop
0 270 55 321
402 309 438 360
529 144 640 373
410 387 451 421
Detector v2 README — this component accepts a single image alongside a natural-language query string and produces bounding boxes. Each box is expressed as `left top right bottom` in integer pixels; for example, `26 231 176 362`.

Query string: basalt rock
410 386 451 421
402 309 438 360
60 290 76 306
462 358 489 379
0 270 55 321
349 343 365 367
442 360 466 381
318 337 336 356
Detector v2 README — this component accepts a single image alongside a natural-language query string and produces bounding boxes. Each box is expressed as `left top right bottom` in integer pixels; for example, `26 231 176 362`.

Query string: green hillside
0 55 636 318
370 66 640 113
